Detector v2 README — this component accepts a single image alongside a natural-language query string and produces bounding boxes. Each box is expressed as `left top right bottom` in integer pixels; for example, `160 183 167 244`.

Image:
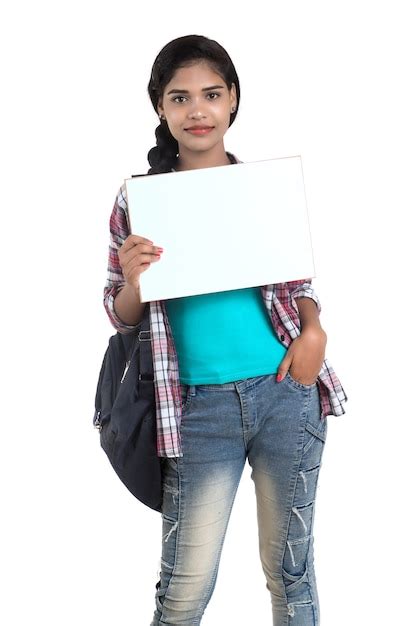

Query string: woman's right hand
117 234 163 292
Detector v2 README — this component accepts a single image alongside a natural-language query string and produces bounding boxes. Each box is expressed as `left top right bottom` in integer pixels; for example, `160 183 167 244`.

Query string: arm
296 297 323 332
103 187 145 333
276 279 326 383
286 278 322 316
113 283 147 328
288 278 325 335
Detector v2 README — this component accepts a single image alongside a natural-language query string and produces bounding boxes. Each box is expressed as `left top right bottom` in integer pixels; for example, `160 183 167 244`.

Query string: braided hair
146 34 241 175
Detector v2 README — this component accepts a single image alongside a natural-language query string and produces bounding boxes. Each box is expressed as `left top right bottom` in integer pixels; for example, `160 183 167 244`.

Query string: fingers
122 234 153 250
118 234 163 287
276 360 290 382
124 250 159 277
121 243 160 266
119 235 162 264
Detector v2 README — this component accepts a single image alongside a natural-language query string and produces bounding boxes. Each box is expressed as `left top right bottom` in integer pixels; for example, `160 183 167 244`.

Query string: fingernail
276 374 283 382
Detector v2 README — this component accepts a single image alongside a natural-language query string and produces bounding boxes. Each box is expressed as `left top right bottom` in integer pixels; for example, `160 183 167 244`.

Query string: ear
230 83 238 110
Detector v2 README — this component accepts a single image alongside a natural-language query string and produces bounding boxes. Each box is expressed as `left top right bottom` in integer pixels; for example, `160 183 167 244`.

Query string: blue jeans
151 372 328 626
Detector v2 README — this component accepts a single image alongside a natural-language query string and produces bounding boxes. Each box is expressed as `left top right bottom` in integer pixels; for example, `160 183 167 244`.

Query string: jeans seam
158 457 182 623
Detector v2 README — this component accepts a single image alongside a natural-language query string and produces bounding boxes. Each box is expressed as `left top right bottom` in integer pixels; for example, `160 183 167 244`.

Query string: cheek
215 101 231 115
169 110 186 126
211 106 232 127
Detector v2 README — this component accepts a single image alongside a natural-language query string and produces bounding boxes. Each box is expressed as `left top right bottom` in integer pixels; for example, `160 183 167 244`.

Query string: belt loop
189 385 196 397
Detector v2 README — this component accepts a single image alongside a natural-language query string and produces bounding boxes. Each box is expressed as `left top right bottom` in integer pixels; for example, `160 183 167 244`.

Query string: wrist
124 279 140 297
300 324 327 341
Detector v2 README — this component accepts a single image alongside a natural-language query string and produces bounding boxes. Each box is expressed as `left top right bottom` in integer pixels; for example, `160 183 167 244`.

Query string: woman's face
158 61 237 156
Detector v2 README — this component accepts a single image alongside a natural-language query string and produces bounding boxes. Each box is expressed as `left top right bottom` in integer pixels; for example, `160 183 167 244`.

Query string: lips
185 126 214 135
185 125 213 130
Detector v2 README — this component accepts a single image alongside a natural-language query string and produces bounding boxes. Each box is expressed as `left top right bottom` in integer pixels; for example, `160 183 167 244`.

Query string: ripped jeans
150 371 328 626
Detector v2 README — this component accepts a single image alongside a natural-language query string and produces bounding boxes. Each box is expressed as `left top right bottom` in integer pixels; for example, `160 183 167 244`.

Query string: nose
186 99 208 120
188 110 205 120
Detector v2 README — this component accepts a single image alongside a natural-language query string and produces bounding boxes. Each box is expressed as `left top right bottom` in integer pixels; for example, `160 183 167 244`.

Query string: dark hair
146 34 241 175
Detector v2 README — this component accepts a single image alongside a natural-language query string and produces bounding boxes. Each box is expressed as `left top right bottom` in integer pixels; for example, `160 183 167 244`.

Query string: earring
231 107 236 113
159 114 165 121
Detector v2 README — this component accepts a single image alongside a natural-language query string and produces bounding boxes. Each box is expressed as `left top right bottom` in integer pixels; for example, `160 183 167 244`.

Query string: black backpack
93 303 163 512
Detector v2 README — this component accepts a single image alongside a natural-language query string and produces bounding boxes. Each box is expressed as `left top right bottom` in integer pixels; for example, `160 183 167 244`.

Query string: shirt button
280 335 285 341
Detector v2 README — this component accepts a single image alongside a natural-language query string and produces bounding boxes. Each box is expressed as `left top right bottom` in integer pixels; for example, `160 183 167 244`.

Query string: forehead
164 61 225 92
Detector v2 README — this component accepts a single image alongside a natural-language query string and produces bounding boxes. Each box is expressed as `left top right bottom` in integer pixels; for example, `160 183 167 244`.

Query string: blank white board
124 155 315 302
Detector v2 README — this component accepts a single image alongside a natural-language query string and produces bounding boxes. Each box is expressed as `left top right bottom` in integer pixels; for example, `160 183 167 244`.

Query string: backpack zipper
93 410 102 431
94 332 140 430
121 360 130 383
121 332 140 383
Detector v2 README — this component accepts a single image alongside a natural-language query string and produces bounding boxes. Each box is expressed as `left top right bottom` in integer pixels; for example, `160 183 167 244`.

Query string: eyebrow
166 85 225 95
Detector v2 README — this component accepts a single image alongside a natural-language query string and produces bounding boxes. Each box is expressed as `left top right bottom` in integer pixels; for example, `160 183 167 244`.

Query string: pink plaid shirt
103 155 348 457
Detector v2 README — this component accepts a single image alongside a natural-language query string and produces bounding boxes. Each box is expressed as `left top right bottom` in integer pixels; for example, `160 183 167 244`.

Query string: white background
1 1 416 624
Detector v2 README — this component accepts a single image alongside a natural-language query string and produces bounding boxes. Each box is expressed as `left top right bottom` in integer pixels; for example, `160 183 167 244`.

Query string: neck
174 148 235 172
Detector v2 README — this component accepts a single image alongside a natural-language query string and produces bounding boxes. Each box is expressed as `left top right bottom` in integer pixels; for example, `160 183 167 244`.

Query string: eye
171 92 221 103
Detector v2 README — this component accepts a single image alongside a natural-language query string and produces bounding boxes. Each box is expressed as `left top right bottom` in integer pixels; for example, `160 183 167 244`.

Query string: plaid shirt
103 155 348 457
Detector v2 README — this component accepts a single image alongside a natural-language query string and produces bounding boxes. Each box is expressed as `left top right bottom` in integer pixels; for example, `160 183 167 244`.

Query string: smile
185 128 214 135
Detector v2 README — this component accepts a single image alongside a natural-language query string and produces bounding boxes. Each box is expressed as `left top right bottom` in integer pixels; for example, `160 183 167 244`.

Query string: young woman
103 34 348 626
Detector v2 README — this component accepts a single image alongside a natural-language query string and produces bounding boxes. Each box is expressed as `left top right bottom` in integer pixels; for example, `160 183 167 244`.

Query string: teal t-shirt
164 287 287 385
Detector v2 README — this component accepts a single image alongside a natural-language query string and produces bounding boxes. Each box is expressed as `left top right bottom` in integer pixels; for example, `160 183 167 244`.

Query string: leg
151 383 247 625
248 373 328 625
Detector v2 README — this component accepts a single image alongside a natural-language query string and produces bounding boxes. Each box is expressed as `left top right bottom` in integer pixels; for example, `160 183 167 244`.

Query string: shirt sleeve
103 185 142 334
286 278 322 315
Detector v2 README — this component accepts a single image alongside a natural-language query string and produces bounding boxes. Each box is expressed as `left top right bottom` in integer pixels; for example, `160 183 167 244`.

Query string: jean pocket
285 370 318 391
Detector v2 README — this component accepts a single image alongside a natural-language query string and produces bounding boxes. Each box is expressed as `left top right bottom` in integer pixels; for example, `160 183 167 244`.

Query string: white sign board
125 155 315 302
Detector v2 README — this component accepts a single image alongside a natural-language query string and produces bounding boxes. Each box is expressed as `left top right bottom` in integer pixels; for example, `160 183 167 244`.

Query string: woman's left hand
276 327 327 385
